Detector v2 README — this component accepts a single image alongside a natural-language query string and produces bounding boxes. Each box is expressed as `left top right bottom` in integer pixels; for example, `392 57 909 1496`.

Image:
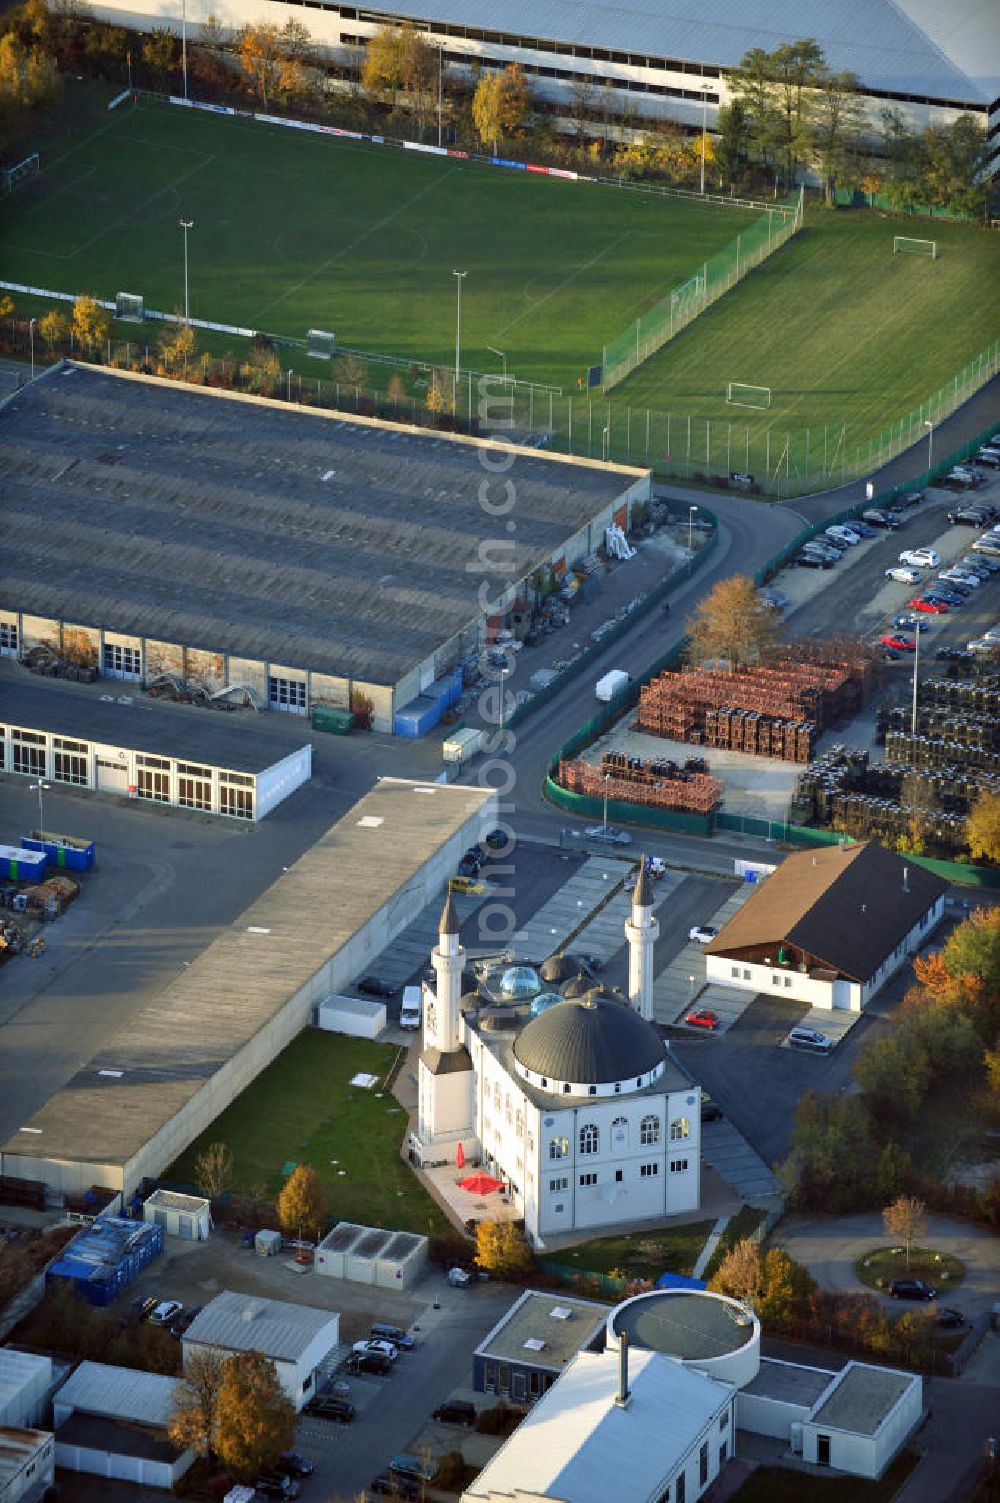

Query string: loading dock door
96 758 130 795
103 643 141 680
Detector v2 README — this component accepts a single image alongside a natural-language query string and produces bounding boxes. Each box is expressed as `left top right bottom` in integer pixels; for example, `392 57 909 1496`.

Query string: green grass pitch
0 98 754 388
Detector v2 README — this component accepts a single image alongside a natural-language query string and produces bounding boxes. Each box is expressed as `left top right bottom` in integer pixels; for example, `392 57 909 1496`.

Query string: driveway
777 1211 1000 1318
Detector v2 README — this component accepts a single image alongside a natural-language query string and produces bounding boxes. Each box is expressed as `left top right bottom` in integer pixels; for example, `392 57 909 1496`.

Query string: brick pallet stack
558 752 723 815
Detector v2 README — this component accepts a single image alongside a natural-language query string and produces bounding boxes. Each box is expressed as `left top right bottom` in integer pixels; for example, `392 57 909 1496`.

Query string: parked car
826 525 861 545
864 509 901 529
891 490 924 509
369 1476 420 1501
796 551 834 569
688 924 719 945
583 825 632 845
885 566 921 583
448 1266 473 1288
899 548 939 568
390 1455 435 1485
939 569 980 588
925 587 964 606
802 541 841 561
891 615 929 633
346 1350 393 1376
878 634 915 652
847 520 878 538
370 1322 415 1351
358 976 396 998
168 1305 202 1338
457 852 482 877
256 1475 299 1501
934 646 973 664
353 1339 398 1363
147 1300 183 1326
889 1278 936 1300
935 1307 966 1329
279 1453 315 1477
966 638 1000 655
305 1395 356 1422
960 556 997 576
973 538 1000 557
907 597 948 613
975 450 1000 469
787 1027 833 1053
685 1009 721 1031
433 1399 477 1426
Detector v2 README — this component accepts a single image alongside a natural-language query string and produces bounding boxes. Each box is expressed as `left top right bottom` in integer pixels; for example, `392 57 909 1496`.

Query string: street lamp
29 780 50 838
603 772 611 845
29 317 36 381
287 367 294 403
452 269 467 386
181 0 188 100
688 975 696 1006
700 85 711 196
179 219 194 324
487 346 507 381
602 425 610 462
688 504 698 571
923 419 933 477
498 663 509 740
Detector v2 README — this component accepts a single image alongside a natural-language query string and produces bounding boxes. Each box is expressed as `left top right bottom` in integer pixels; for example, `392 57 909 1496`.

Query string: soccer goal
726 382 771 410
893 236 937 259
307 328 335 360
1 152 39 195
115 292 145 323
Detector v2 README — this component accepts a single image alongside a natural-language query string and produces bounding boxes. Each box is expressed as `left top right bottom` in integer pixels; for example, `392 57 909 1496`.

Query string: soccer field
0 99 754 389
611 210 999 447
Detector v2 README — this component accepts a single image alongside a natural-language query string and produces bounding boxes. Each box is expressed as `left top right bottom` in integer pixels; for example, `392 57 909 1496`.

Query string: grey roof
2 778 492 1167
54 1363 179 1427
742 1357 834 1408
704 841 947 983
144 1189 210 1214
476 1290 608 1371
0 365 639 689
611 1291 756 1361
183 1290 338 1361
56 1411 182 1464
0 1429 50 1485
809 1362 916 1436
539 953 581 985
0 1352 51 1410
358 0 996 105
0 673 305 775
512 995 665 1083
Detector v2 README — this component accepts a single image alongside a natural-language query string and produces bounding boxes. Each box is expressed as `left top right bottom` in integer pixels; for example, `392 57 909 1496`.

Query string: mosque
415 866 702 1246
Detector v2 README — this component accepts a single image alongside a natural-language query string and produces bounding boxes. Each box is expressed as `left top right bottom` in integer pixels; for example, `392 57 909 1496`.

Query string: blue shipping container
46 1217 164 1305
0 845 47 883
394 696 444 738
447 664 464 707
22 833 96 872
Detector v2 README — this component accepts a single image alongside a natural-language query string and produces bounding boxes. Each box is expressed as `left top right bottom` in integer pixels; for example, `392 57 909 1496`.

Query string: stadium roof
0 364 642 688
0 778 493 1170
362 0 997 106
183 1291 338 1361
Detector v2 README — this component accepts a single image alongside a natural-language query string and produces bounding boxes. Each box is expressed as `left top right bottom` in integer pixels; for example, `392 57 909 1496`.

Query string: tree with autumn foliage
707 1237 760 1306
882 1194 926 1271
168 1349 225 1458
966 792 1000 865
71 294 111 357
914 905 1000 1042
277 1163 326 1240
686 573 781 669
475 1219 533 1279
472 65 529 155
213 1351 296 1481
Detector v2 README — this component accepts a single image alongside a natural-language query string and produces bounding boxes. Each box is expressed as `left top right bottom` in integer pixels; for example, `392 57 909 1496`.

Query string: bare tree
882 1194 927 1271
194 1141 234 1199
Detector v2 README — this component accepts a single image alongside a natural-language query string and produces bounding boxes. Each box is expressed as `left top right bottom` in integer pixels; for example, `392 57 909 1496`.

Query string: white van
400 986 422 1030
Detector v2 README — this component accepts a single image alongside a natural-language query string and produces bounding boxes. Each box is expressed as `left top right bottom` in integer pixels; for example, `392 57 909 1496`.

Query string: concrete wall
737 1389 814 1441
255 744 313 819
54 1437 188 1489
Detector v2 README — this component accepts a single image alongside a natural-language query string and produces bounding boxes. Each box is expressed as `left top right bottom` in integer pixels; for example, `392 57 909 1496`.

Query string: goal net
307 328 335 360
2 152 39 195
726 382 771 410
893 236 937 259
115 292 145 323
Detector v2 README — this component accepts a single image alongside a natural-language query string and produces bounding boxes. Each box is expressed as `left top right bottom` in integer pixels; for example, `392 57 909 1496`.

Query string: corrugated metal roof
465 1348 729 1503
1 778 493 1167
358 0 992 104
0 1352 51 1411
54 1363 179 1428
183 1290 338 1361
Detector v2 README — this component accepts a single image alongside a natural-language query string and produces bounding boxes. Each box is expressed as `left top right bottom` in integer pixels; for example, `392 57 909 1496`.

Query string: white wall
737 1389 814 1441
254 744 312 819
54 1439 183 1489
317 996 386 1038
706 955 839 1009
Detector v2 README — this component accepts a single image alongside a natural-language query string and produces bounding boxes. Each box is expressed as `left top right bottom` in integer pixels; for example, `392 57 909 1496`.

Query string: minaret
625 858 659 1022
428 890 466 1052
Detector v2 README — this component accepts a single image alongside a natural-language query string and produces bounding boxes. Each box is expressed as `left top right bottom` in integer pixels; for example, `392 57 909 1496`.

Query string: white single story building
53 1362 194 1491
182 1291 341 1410
143 1188 212 1240
314 1222 428 1291
704 841 947 1012
316 994 387 1039
802 1361 923 1479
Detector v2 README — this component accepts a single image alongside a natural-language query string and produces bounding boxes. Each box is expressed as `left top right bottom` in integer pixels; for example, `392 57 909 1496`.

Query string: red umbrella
458 1171 505 1196
456 1141 465 1170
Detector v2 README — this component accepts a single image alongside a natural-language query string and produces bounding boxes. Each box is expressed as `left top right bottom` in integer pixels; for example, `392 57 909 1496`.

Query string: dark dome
540 953 579 985
480 1007 520 1031
562 975 595 1000
461 991 483 1009
513 995 664 1085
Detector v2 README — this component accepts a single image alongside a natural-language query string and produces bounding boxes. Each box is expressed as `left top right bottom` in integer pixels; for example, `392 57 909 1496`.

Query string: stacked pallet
558 753 723 814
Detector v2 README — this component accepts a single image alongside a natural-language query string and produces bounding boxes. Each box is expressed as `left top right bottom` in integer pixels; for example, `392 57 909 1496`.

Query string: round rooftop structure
499 965 541 1000
512 994 666 1097
539 954 580 985
529 991 565 1017
562 974 595 1000
609 1289 760 1387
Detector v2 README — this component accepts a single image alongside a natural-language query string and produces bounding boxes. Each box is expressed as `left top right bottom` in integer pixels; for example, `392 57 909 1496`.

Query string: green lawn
3 98 751 389
729 1450 919 1503
854 1245 965 1293
544 1221 714 1280
165 1032 448 1236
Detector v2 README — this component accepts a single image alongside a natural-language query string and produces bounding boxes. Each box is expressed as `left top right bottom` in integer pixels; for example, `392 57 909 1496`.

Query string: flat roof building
52 1363 193 1491
0 676 311 820
0 777 495 1195
473 1290 608 1402
183 1291 341 1410
0 364 649 733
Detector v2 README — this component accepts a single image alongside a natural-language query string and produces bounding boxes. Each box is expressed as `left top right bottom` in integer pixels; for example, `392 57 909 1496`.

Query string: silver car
583 825 632 845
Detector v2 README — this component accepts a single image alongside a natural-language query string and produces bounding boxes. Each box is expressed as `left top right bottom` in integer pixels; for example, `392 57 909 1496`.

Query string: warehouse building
53 1362 194 1491
0 679 311 821
0 1428 54 1503
183 1291 341 1410
1 364 649 735
82 0 998 169
0 778 495 1196
704 841 947 1012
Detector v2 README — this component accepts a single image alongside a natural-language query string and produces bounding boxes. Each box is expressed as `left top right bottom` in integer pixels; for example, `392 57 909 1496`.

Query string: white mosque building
415 866 702 1246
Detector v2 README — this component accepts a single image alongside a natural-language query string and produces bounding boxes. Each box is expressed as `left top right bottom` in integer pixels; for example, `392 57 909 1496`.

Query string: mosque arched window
579 1123 599 1155
669 1116 690 1142
640 1114 661 1146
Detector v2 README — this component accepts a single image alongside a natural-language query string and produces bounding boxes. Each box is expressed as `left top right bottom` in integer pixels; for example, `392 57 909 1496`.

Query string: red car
685 1009 720 1030
907 596 948 613
879 633 915 652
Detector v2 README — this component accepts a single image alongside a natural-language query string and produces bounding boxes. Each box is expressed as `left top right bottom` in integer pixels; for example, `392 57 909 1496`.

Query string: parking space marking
509 856 633 961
